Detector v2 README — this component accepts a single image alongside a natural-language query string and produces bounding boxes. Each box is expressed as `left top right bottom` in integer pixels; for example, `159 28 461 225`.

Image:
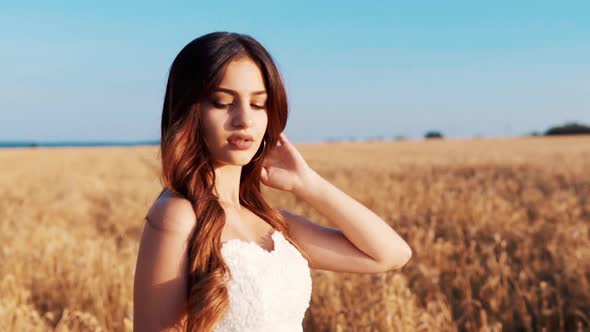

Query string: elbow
380 245 413 272
400 245 413 267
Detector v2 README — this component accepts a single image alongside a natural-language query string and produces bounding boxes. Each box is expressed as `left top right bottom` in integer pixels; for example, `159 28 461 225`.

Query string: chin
216 153 254 166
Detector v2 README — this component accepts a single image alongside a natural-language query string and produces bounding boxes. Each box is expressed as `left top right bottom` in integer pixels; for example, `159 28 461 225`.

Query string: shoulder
146 189 197 235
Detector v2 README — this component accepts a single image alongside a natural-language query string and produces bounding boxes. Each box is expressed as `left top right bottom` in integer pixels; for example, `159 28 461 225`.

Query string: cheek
201 112 226 146
202 109 226 129
257 112 269 129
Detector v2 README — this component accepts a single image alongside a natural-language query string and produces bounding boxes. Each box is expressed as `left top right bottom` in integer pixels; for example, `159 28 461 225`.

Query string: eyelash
213 102 265 110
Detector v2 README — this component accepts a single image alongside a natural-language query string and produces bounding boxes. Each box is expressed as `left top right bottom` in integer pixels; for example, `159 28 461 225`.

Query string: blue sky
1 1 589 143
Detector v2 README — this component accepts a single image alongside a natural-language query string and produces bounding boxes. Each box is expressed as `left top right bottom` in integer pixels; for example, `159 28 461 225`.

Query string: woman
133 31 412 332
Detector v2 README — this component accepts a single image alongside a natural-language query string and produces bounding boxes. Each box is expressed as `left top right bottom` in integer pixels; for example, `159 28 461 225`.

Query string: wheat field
1 136 589 331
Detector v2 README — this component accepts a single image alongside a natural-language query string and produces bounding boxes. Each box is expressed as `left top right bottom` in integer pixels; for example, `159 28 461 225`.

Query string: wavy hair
156 31 307 331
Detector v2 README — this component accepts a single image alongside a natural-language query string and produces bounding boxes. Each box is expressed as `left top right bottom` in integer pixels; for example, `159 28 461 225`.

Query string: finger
261 157 270 168
278 132 288 144
278 132 292 149
260 166 268 183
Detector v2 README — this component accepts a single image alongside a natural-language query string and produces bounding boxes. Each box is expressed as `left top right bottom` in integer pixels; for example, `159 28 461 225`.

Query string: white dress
212 229 313 332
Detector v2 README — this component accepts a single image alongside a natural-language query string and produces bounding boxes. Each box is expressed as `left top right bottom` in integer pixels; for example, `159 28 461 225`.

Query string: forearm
293 168 412 267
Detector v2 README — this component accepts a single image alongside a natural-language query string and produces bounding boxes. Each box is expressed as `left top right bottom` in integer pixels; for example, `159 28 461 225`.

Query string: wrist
293 167 321 199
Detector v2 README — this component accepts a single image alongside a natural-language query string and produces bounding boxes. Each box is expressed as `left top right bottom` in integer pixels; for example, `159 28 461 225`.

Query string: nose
231 103 254 129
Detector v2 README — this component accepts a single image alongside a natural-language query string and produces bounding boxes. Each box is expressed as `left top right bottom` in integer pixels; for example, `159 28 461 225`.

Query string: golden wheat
1 136 588 331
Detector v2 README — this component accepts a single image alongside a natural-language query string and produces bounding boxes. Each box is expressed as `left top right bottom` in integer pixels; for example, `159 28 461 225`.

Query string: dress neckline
220 229 280 255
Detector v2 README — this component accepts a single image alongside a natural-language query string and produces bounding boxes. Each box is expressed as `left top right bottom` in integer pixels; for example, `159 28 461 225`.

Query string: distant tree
424 130 443 139
545 122 590 136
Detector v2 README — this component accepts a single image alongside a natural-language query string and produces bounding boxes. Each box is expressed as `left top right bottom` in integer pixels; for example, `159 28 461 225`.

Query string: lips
227 133 254 143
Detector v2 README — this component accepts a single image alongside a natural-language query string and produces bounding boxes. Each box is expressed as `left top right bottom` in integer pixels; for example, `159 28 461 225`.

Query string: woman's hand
259 133 316 194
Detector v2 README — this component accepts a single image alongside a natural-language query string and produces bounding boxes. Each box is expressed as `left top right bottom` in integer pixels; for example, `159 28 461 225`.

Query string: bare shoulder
135 190 195 331
146 190 197 235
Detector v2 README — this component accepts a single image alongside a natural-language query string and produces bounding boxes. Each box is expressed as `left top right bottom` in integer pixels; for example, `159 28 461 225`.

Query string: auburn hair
155 31 308 331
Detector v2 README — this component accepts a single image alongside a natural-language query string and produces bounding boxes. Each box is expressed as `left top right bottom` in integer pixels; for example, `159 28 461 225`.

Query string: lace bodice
212 230 312 332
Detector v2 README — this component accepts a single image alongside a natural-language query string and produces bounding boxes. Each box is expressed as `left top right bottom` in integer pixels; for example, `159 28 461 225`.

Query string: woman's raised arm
261 133 412 273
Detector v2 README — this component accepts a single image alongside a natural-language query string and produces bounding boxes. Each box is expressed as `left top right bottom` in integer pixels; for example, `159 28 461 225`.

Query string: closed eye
212 101 229 109
213 102 265 110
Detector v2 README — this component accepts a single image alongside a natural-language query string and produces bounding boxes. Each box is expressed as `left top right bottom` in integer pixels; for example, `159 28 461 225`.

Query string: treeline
424 121 590 140
532 121 590 136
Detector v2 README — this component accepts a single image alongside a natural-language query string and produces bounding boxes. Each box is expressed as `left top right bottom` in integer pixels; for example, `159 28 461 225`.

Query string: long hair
157 31 307 331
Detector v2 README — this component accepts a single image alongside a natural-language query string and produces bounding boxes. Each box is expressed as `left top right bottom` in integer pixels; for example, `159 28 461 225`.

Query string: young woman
133 31 412 332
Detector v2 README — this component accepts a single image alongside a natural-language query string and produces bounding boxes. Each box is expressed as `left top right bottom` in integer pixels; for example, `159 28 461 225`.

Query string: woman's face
200 57 269 166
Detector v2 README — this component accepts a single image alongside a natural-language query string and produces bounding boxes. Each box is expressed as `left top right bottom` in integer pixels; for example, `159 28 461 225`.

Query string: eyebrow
213 87 267 96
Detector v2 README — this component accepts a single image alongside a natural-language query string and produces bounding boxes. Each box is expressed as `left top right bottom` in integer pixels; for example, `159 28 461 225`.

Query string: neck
212 162 243 208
